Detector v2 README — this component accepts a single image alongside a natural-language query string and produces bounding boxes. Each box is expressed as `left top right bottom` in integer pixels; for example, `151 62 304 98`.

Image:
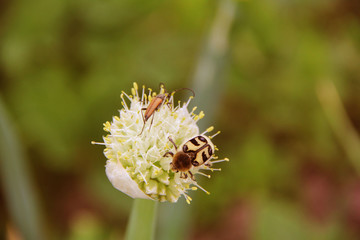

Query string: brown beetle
139 83 194 135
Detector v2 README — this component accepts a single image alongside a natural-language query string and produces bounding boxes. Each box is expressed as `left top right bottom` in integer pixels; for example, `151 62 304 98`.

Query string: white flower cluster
92 83 228 203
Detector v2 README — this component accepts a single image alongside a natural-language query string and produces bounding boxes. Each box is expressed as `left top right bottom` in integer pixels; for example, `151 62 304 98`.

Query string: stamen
138 170 148 185
184 96 194 107
201 126 214 135
91 141 107 145
210 158 229 164
204 168 221 172
103 121 111 131
141 85 146 104
120 93 129 110
193 183 210 195
168 94 174 106
112 137 126 143
209 131 221 139
150 163 161 170
198 111 205 120
103 136 111 143
131 88 136 97
206 126 214 133
196 172 211 178
182 192 192 204
121 91 133 102
147 88 152 97
133 82 138 91
190 106 197 115
160 85 165 94
144 93 148 105
194 111 205 121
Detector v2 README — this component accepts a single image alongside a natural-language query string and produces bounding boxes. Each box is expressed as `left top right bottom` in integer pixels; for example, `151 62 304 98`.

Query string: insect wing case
181 135 215 166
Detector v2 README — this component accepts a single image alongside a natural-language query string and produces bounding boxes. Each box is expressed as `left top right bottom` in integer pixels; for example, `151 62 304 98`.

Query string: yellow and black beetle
163 135 215 180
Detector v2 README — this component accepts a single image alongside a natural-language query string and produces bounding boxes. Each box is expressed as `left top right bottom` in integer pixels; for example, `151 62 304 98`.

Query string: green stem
125 199 158 240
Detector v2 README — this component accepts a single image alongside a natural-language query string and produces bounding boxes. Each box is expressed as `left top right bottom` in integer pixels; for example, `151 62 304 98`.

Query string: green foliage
1 0 360 239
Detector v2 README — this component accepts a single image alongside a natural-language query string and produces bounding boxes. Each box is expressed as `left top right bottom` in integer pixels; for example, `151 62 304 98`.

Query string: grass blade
0 96 45 240
158 0 236 239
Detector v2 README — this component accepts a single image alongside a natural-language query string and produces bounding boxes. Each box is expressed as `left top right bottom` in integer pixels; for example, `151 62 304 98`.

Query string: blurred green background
1 0 360 239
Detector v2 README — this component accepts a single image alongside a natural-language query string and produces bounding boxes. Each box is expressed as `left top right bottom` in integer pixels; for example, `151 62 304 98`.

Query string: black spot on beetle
202 151 208 162
190 138 200 146
208 146 213 156
192 160 199 166
198 136 207 143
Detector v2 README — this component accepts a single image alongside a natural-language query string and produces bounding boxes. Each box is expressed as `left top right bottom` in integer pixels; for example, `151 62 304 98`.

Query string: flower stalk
125 199 158 240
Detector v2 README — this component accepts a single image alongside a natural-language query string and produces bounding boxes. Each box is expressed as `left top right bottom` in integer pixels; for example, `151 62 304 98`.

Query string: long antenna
171 87 195 97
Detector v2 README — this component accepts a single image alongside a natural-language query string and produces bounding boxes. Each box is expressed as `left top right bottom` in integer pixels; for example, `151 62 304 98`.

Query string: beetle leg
141 108 146 120
148 112 155 132
204 162 212 167
188 171 195 181
168 137 178 151
138 108 147 135
166 101 172 111
163 151 174 157
180 172 188 179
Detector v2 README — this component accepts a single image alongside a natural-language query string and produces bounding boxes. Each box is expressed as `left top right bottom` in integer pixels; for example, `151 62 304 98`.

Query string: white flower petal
105 160 152 200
